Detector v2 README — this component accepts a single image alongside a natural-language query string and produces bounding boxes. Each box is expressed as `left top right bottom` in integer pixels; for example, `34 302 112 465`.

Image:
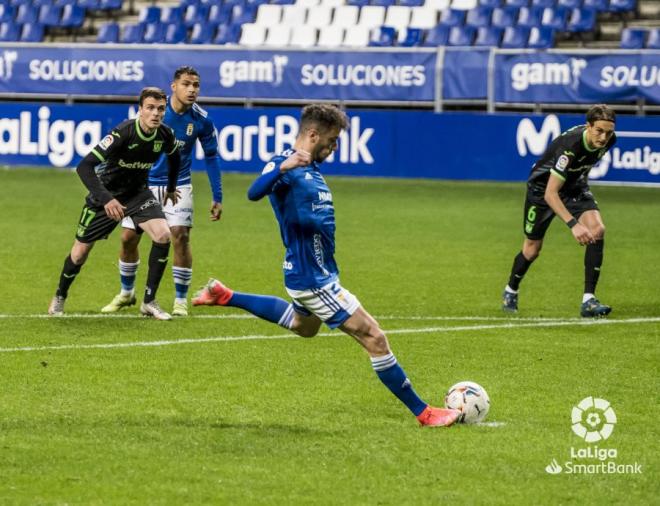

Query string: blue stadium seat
620 27 644 48
245 0 269 7
33 0 55 7
371 0 395 6
491 7 517 28
609 0 636 12
504 0 528 7
0 4 14 22
531 0 555 7
423 24 449 45
479 0 503 7
0 21 19 41
474 25 502 45
189 22 214 43
15 5 37 24
567 8 595 32
646 28 660 49
448 25 475 45
139 6 160 24
96 21 119 42
184 5 209 27
369 25 396 45
223 0 246 7
55 0 76 6
465 6 493 28
399 27 423 46
160 6 183 25
540 6 568 30
164 23 187 43
9 0 30 6
208 4 231 25
347 0 370 6
38 5 62 26
557 0 582 7
439 8 466 27
77 0 101 9
231 4 255 25
213 23 240 44
120 23 144 43
98 0 122 11
270 0 295 4
143 22 165 43
528 26 554 47
398 0 424 6
517 7 542 28
60 4 84 27
582 0 608 10
501 25 528 46
20 23 44 41
180 0 200 7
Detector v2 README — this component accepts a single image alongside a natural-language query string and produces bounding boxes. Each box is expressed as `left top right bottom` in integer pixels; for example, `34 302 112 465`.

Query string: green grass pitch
0 168 658 504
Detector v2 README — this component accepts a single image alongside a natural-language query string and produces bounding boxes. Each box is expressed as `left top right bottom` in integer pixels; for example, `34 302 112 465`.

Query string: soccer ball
444 381 490 424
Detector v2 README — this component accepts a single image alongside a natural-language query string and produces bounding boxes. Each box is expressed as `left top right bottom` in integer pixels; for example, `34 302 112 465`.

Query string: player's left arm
164 131 181 206
200 120 223 221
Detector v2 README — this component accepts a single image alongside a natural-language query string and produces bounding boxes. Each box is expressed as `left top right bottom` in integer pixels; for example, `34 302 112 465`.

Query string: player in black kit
502 104 616 317
48 87 181 320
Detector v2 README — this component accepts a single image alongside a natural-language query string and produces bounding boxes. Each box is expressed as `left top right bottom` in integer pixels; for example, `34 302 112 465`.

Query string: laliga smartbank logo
544 397 642 475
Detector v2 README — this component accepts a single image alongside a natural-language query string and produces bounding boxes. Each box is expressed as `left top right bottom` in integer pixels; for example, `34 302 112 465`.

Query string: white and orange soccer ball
444 381 490 424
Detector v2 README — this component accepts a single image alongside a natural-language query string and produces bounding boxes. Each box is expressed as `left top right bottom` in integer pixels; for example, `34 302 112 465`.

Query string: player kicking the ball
193 104 459 427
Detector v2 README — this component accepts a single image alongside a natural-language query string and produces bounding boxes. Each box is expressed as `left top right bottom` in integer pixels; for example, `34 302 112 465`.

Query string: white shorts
286 280 360 329
122 184 194 229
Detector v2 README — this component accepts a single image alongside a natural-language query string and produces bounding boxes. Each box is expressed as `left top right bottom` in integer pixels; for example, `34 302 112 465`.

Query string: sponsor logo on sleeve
262 161 276 174
99 134 114 150
556 154 570 170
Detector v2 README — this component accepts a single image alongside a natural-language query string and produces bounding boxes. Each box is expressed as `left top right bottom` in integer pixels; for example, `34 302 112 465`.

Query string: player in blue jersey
101 66 223 318
192 104 459 427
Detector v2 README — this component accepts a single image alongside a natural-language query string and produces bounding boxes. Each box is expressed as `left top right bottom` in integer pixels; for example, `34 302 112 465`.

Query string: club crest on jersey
153 140 163 153
186 123 194 136
99 134 114 150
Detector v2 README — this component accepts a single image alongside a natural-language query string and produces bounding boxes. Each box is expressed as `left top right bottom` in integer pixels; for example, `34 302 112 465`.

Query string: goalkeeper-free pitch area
0 169 658 504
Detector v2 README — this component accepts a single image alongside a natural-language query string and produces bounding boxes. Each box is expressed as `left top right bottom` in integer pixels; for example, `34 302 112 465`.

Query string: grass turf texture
0 168 658 504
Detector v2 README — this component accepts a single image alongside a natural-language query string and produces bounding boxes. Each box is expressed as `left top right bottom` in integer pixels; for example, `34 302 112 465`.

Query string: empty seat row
0 3 85 27
620 27 660 49
0 21 44 41
0 0 123 9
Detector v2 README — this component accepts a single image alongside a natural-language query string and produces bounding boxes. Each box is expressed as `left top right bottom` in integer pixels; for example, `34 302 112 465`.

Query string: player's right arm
247 150 311 201
545 174 594 246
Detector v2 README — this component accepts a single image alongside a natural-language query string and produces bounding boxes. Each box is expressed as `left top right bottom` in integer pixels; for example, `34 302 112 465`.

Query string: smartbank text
0 107 374 167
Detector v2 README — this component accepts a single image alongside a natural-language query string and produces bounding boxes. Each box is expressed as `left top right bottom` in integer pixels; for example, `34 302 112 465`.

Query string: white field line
0 313 582 322
0 317 658 354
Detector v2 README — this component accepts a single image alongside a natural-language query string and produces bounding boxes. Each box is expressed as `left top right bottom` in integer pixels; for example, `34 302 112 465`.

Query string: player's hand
571 223 595 246
104 199 126 221
164 189 181 206
280 150 312 172
210 201 223 221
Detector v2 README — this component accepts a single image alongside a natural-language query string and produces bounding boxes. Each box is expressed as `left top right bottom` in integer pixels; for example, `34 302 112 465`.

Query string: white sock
505 285 518 294
582 293 595 304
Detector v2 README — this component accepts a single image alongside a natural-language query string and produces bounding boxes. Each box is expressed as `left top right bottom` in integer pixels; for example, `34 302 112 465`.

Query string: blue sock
172 266 192 301
371 353 427 416
119 260 139 295
228 292 294 329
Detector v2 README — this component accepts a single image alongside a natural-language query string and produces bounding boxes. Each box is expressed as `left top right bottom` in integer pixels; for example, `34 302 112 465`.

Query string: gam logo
219 55 289 88
516 114 561 157
0 50 18 81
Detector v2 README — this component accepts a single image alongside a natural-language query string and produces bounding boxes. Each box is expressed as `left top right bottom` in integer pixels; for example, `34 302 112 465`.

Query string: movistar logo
118 159 153 169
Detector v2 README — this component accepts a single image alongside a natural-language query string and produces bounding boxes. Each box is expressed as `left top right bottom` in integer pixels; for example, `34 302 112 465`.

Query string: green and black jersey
527 125 616 202
77 118 178 205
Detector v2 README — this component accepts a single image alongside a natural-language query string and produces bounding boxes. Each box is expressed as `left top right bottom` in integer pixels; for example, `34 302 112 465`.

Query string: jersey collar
135 118 157 142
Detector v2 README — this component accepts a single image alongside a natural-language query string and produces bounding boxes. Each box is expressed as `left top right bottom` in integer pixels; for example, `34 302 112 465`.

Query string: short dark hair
173 66 200 81
586 104 616 125
139 87 166 106
300 104 349 134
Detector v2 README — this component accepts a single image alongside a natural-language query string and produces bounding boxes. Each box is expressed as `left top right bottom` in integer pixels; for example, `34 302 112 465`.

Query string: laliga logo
516 114 561 157
571 396 617 443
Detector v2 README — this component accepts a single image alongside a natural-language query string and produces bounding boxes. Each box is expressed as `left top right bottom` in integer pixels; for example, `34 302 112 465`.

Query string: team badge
153 140 163 153
556 154 570 170
186 123 194 136
99 134 114 150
